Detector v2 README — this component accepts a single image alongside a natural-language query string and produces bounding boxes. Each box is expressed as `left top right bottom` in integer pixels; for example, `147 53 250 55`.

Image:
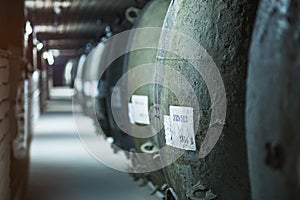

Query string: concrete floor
24 89 159 200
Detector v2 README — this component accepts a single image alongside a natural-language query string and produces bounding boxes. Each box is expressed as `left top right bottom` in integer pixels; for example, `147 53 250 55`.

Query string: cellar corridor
23 88 158 200
0 0 299 199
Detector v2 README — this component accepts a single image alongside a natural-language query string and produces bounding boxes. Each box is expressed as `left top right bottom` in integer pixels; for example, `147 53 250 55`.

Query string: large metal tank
74 54 87 98
81 43 106 117
78 51 94 113
103 36 135 151
154 0 258 199
246 0 300 199
124 0 171 194
80 42 113 136
64 58 79 88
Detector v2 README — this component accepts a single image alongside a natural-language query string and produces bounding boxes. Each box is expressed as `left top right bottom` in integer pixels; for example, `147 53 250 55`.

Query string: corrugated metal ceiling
25 0 149 51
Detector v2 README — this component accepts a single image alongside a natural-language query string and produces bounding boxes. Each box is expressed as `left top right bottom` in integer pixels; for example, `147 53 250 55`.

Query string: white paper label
91 81 98 97
128 103 135 124
164 115 173 146
97 80 107 98
131 95 150 125
111 86 122 108
168 106 196 151
83 82 91 96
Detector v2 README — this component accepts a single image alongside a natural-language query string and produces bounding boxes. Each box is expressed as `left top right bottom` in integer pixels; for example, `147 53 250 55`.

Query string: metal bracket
125 7 141 24
186 182 217 200
140 141 159 154
165 187 179 200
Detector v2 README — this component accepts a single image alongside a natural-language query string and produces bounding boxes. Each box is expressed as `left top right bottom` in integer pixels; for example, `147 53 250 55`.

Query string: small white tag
83 82 91 96
97 80 108 97
91 81 98 97
111 86 122 108
164 115 173 146
169 106 196 151
128 103 135 124
131 95 150 125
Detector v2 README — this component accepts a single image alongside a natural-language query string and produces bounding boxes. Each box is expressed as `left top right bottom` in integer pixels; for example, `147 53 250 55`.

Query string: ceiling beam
45 39 94 49
48 49 81 57
37 32 104 41
34 23 106 34
35 22 107 41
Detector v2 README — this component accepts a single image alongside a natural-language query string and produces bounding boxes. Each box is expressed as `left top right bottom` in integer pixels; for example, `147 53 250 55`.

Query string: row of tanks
72 0 300 199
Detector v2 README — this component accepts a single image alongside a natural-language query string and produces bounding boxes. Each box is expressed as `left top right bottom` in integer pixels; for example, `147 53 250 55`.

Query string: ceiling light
42 52 49 59
47 53 55 65
49 49 60 57
25 21 33 35
54 5 62 15
36 43 44 51
60 1 72 8
26 1 72 9
105 26 111 33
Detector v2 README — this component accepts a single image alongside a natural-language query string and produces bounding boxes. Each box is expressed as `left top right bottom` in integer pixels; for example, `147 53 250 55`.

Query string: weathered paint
126 0 171 192
155 0 258 199
104 37 134 150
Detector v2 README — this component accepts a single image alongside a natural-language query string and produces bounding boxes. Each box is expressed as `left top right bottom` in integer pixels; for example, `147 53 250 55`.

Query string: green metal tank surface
85 43 106 117
125 0 171 193
93 41 122 138
154 0 258 199
246 0 300 199
74 54 87 108
80 49 95 114
81 42 111 136
104 35 135 151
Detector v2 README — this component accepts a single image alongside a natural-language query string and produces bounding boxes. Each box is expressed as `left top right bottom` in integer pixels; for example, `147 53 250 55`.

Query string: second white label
168 105 196 151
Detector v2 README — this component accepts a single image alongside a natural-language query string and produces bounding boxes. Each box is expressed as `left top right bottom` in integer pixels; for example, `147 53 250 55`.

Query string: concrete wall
0 51 11 200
